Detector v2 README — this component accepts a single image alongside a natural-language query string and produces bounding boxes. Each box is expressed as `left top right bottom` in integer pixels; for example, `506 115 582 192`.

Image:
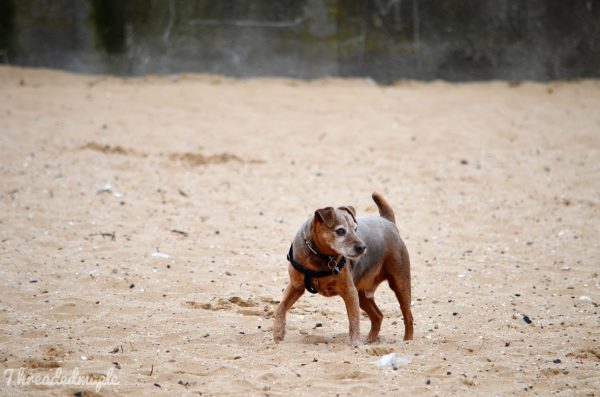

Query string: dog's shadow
297 332 370 346
301 334 335 345
291 332 395 347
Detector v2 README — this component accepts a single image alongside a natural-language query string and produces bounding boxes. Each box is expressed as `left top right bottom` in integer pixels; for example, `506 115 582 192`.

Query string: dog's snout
354 244 367 255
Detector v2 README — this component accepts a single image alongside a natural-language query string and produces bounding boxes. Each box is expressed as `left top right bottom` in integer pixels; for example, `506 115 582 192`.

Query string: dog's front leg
273 283 304 342
340 284 361 346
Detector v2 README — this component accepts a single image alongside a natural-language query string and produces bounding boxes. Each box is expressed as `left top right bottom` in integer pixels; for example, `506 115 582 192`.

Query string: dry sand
0 66 599 396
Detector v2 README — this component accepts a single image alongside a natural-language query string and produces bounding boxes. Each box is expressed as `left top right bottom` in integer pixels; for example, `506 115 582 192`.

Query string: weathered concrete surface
1 0 599 82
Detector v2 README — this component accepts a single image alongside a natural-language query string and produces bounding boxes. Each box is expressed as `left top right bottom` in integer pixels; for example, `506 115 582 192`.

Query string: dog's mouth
333 242 366 260
345 254 363 260
344 250 366 260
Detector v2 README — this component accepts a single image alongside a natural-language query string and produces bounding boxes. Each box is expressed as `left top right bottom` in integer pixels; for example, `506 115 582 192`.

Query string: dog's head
313 206 366 259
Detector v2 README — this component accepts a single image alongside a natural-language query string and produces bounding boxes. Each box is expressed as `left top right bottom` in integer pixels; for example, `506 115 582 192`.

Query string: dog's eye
336 228 346 236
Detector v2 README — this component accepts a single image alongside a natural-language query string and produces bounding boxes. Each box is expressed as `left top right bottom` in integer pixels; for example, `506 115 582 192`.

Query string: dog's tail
372 192 396 224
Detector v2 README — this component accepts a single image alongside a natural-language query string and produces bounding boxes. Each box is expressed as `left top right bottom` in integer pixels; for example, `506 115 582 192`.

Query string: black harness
287 244 346 294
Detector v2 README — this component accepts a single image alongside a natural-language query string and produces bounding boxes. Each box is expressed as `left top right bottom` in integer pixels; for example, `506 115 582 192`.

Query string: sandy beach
0 66 599 396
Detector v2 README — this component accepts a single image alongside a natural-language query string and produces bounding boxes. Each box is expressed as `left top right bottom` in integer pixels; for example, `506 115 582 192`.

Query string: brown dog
273 192 414 345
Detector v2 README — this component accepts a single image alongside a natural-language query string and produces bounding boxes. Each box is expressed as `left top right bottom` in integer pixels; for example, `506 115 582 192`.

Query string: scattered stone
171 229 189 237
462 377 476 386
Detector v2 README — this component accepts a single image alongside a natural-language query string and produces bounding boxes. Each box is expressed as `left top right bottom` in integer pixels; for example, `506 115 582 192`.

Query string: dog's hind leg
387 273 414 341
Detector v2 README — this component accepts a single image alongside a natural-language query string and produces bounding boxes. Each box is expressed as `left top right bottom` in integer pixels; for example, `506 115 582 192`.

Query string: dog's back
351 193 406 284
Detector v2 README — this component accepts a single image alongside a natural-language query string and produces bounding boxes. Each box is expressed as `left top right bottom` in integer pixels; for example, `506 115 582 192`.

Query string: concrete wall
1 0 599 82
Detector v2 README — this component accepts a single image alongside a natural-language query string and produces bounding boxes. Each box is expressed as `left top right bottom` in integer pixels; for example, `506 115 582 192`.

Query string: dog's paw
272 321 286 342
367 334 380 344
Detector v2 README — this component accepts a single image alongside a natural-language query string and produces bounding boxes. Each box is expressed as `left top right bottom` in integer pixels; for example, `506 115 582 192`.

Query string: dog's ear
315 207 336 228
338 206 357 223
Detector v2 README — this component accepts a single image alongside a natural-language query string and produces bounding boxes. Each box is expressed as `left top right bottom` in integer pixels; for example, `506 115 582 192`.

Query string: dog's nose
354 244 367 255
